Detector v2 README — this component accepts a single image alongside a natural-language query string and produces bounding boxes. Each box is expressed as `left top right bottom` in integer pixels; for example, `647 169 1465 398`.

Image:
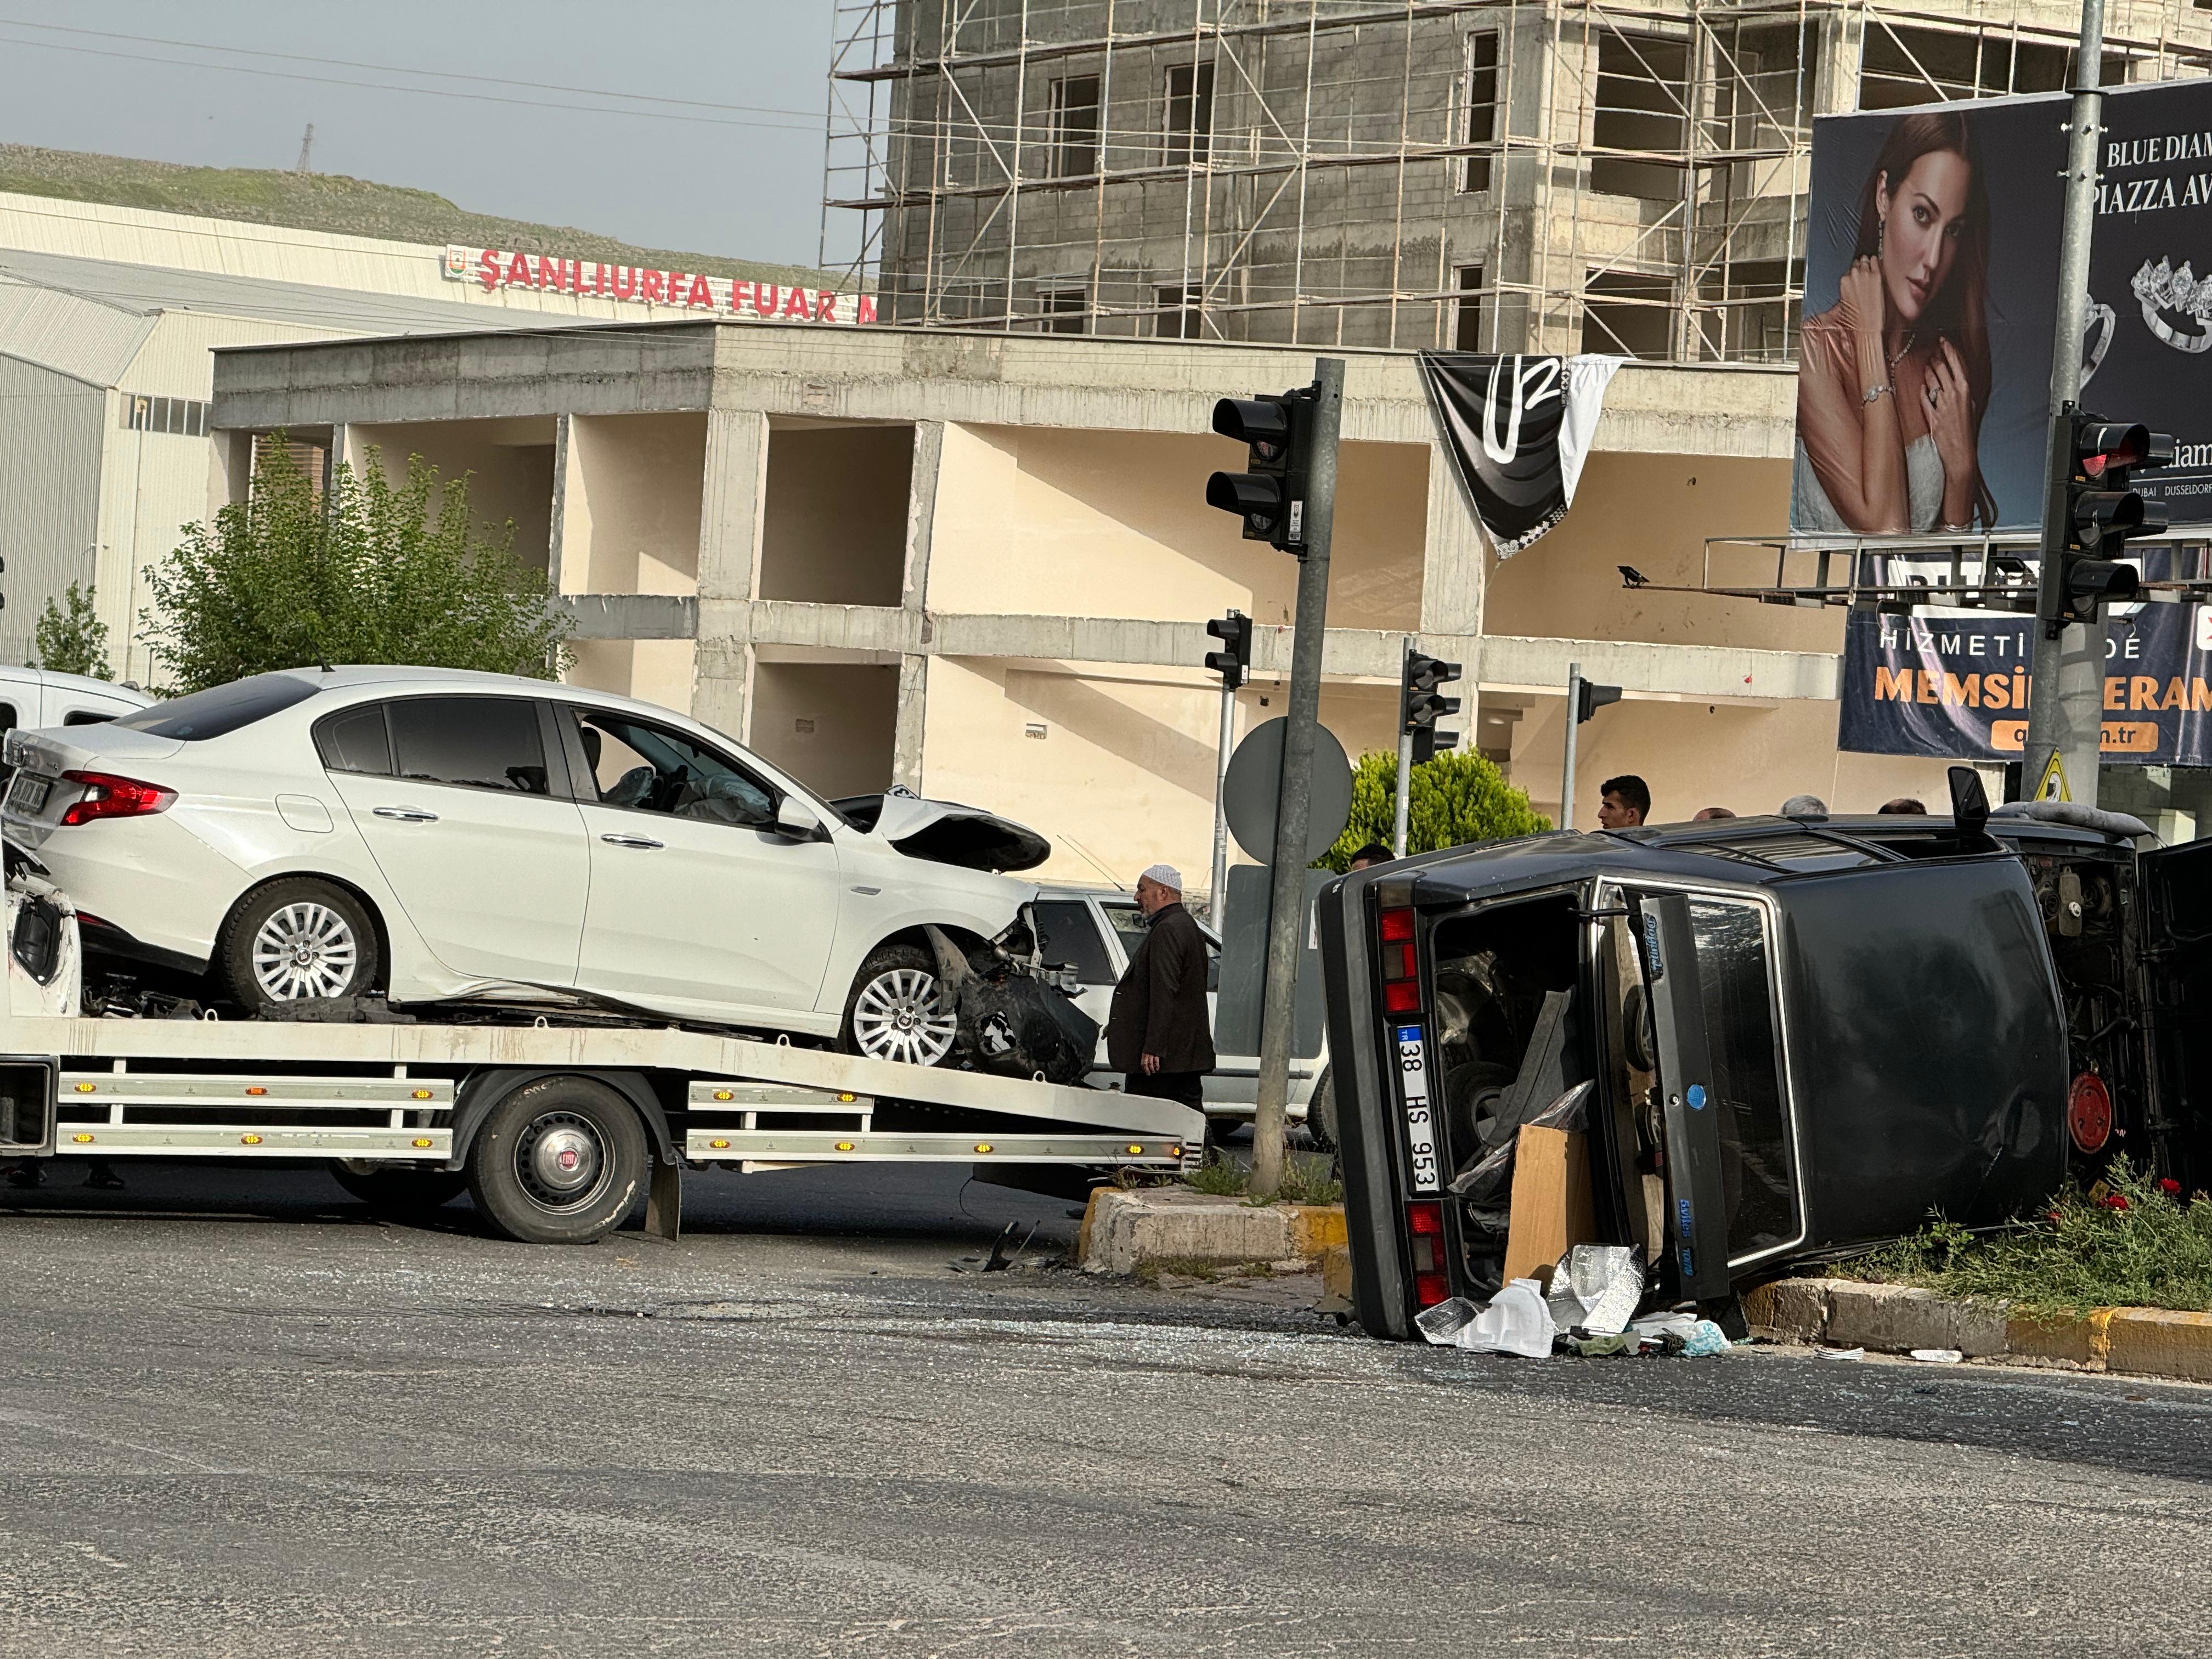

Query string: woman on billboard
1796 111 1998 533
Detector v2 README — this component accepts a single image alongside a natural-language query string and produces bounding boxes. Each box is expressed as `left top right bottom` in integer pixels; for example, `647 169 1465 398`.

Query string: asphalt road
5 1160 2212 1657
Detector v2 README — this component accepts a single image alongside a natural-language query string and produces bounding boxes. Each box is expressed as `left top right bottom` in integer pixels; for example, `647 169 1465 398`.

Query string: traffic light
1574 679 1621 724
1206 387 1317 551
1401 650 1462 765
2047 413 2170 632
1204 610 1251 687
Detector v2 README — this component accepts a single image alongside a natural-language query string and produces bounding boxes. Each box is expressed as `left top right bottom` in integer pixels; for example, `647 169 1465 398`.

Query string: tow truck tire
217 877 382 1011
466 1076 647 1245
329 1162 470 1214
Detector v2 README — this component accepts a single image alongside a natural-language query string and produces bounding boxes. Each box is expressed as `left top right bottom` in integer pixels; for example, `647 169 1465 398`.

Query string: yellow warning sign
2034 750 2072 803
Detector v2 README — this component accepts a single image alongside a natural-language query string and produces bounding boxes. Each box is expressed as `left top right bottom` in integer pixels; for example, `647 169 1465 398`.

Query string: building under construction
826 0 2212 358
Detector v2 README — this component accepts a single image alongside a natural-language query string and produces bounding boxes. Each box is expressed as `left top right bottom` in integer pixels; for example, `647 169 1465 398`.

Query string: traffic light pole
1561 662 1583 829
2024 0 2107 805
1392 636 1414 857
1251 356 1343 1201
1209 676 1234 928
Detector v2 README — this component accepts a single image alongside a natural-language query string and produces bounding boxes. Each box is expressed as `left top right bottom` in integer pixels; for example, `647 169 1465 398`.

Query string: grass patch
1178 1150 1342 1207
1831 1158 2212 1318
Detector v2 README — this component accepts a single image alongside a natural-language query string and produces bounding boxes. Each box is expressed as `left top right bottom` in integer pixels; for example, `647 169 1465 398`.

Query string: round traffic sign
1221 716 1353 862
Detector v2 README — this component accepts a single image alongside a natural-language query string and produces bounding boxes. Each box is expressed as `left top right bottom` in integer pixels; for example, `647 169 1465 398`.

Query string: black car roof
1387 812 2122 908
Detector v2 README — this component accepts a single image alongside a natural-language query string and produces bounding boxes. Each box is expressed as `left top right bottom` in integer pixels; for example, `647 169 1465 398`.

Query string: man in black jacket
1104 864 1216 1109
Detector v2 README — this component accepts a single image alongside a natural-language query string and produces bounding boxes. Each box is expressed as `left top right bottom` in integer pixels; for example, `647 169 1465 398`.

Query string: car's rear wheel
842 941 960 1068
217 878 382 1012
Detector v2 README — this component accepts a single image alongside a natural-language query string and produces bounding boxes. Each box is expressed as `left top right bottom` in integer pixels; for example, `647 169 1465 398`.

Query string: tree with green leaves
1318 748 1550 872
35 582 112 680
142 434 573 695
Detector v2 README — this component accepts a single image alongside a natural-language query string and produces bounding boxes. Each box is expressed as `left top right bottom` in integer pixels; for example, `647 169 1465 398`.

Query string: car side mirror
775 795 825 840
1948 765 1991 841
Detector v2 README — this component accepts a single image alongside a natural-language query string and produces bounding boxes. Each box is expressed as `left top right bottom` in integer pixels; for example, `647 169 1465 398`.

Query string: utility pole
295 123 315 174
1392 637 1414 859
1561 662 1583 830
2024 0 2108 806
1250 357 1342 1199
1203 611 1252 927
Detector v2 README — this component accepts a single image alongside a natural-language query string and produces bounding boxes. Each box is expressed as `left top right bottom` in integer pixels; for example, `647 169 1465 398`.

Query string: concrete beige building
210 317 1949 889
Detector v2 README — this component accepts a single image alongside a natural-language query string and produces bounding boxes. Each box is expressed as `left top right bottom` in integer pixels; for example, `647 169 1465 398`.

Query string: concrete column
1420 444 1486 754
891 420 945 792
546 413 572 593
1812 10 1862 116
692 409 769 741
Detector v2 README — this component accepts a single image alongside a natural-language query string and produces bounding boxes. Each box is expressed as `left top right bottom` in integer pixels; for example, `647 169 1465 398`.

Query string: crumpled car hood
836 788 1052 872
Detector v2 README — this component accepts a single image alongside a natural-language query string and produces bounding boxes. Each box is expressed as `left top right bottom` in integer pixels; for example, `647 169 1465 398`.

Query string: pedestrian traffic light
2046 413 2169 633
1206 387 1317 551
1401 650 1462 765
1204 610 1251 687
1574 679 1621 724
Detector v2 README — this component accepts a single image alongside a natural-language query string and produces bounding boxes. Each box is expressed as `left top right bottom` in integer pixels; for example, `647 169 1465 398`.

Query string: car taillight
1407 1199 1449 1307
59 771 176 826
1377 904 1420 1012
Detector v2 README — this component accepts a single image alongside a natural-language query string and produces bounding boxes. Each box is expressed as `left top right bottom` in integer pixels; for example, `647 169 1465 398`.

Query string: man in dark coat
1104 864 1215 1109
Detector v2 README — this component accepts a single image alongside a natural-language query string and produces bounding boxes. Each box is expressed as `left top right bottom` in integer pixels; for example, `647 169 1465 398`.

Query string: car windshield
112 674 319 741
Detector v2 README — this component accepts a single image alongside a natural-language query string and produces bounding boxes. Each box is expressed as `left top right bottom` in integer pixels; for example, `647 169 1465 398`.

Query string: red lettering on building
754 283 780 317
688 274 714 308
782 285 810 318
857 295 878 324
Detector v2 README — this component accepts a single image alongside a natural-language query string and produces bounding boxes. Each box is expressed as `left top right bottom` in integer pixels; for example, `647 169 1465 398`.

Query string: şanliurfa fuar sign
443 245 876 325
1797 80 2212 764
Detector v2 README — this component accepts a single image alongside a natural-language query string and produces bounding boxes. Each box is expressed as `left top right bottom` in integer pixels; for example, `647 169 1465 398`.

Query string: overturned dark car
1317 775 2212 1341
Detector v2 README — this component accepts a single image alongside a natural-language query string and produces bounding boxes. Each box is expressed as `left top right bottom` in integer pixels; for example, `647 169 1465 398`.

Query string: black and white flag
1418 353 1623 556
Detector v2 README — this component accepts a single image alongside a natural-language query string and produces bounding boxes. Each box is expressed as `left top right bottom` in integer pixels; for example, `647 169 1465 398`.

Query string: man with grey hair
1104 864 1216 1111
1779 794 1828 819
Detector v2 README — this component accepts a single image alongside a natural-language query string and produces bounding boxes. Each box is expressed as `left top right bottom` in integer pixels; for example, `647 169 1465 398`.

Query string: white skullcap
1140 863 1183 891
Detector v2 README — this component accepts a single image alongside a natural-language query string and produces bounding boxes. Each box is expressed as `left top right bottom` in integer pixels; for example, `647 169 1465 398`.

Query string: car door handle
600 832 664 850
372 805 439 823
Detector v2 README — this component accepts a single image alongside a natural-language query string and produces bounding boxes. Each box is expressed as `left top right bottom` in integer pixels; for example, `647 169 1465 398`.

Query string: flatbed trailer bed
0 1010 1204 1244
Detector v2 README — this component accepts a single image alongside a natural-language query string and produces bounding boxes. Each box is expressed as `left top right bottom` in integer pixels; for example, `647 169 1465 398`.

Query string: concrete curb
1745 1278 2212 1382
1077 1187 1347 1277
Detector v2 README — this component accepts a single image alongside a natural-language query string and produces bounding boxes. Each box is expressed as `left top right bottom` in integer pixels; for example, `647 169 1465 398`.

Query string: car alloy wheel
250 901 362 1001
850 966 957 1066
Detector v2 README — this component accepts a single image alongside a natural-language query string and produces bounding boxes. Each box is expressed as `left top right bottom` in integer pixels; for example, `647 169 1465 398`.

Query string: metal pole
2024 0 2108 807
1391 634 1413 859
1561 662 1582 830
1251 356 1343 1200
1209 674 1234 928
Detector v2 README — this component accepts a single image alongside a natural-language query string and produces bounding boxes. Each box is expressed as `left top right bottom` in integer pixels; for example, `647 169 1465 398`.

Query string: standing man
1105 864 1215 1109
1596 775 1650 830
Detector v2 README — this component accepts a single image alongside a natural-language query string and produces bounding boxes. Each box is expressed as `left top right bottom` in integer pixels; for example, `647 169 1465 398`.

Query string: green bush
34 582 112 680
142 432 573 695
1836 1157 2212 1317
1318 748 1550 872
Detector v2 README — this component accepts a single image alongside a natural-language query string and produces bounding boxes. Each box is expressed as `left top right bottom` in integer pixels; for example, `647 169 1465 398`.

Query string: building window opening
1050 74 1102 177
123 394 210 437
1454 266 1488 351
1857 24 2108 109
1463 32 1500 194
1592 34 1689 200
1583 270 1674 359
1154 283 1204 340
1164 61 1214 165
1039 286 1089 334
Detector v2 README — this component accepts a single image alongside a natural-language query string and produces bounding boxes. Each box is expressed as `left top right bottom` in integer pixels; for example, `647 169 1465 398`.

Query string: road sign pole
1392 636 1414 858
2024 0 2107 805
1210 676 1235 927
1561 662 1582 829
1251 356 1343 1200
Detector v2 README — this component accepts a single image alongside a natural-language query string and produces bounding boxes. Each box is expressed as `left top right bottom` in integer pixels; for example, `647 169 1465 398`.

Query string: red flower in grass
2101 1193 2131 1211
2160 1178 2183 1196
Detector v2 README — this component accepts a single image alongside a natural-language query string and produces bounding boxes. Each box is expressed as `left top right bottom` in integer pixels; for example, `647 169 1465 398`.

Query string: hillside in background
0 143 846 290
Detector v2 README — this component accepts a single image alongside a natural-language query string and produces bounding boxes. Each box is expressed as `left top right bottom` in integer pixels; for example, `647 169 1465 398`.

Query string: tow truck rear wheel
329 1161 469 1215
466 1076 646 1245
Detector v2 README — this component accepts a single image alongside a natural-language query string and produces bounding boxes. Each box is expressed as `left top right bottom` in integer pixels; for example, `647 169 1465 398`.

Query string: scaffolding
821 0 2212 359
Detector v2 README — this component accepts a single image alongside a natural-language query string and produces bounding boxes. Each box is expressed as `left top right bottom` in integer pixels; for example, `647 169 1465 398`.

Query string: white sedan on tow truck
3 667 1048 1059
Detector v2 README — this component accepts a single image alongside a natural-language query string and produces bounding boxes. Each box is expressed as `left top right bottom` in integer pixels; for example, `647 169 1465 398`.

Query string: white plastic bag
1457 1278 1555 1358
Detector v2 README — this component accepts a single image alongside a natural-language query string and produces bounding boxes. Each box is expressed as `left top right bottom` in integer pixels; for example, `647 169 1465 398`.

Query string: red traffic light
2075 421 2177 477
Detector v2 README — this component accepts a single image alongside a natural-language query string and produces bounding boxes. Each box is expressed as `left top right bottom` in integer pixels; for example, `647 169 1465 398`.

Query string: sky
0 2 860 270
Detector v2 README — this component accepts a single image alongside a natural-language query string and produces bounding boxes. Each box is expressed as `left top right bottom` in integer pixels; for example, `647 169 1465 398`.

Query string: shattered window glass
570 709 775 828
1684 898 1797 1256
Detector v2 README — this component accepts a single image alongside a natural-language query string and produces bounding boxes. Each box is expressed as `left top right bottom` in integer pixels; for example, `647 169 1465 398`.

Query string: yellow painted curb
1286 1204 1348 1258
2106 1308 2212 1382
